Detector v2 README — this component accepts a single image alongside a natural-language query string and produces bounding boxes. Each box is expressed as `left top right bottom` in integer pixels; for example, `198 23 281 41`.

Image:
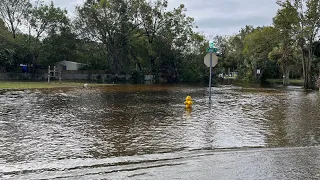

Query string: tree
39 27 77 66
223 25 254 80
75 40 108 70
0 18 38 72
30 0 69 39
75 0 141 74
277 0 320 89
0 18 14 68
75 0 198 82
268 44 300 84
136 0 168 75
243 26 279 81
272 1 300 85
211 35 232 76
151 3 196 82
28 0 69 72
0 0 31 39
180 32 207 82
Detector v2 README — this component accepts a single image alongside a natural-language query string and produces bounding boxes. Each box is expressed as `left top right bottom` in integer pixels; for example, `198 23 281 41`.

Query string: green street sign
206 47 217 53
209 41 215 48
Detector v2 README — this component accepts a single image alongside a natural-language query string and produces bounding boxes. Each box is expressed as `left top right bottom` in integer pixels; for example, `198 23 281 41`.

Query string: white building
55 61 85 70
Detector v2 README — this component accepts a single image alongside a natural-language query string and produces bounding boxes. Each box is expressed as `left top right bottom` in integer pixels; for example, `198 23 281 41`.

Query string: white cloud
166 0 279 35
47 0 279 35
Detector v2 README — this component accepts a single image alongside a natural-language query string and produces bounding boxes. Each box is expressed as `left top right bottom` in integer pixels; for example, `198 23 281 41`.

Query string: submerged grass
266 79 303 85
0 81 111 90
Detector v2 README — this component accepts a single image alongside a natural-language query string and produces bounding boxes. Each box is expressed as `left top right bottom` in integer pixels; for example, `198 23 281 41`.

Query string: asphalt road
105 146 320 180
2 146 320 180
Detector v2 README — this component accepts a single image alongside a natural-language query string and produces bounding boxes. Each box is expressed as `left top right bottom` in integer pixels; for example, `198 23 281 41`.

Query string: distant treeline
1 0 320 88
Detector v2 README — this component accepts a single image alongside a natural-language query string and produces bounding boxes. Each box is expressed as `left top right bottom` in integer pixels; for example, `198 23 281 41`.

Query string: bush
96 74 103 84
87 74 92 83
131 70 144 84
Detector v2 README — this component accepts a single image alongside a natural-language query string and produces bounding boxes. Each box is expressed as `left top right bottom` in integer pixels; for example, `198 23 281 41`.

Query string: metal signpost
204 41 218 102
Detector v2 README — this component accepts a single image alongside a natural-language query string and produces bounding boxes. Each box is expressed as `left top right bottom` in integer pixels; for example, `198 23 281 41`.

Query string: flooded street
0 84 320 179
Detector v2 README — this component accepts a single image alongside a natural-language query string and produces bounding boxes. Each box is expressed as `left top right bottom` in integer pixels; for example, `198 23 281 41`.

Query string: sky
43 0 280 36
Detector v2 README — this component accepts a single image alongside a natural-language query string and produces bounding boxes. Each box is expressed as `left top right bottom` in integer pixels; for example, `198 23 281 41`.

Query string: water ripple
1 85 319 179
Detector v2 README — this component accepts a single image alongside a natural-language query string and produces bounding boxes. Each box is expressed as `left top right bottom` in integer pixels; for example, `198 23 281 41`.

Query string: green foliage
220 25 254 80
272 1 301 84
215 0 320 88
96 74 103 83
276 0 320 88
39 27 77 66
0 18 13 68
242 26 279 81
0 0 32 38
74 0 200 82
2 0 320 88
30 0 69 38
131 70 144 83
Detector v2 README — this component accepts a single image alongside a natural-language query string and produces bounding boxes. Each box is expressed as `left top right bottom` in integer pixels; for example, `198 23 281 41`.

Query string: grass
223 76 237 80
266 79 303 85
0 81 111 90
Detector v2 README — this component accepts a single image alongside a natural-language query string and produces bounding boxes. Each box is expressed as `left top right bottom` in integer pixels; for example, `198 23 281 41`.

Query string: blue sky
44 0 280 36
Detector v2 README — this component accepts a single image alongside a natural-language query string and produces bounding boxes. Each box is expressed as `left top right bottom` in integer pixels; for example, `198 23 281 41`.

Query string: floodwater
0 84 319 179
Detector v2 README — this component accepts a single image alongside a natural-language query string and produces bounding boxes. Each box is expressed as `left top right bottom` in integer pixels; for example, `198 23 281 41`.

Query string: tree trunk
303 64 312 89
150 56 156 74
282 64 290 85
130 51 142 72
318 67 320 91
9 18 16 39
302 60 310 89
301 45 313 89
285 68 290 85
11 28 16 39
303 51 313 89
301 47 306 87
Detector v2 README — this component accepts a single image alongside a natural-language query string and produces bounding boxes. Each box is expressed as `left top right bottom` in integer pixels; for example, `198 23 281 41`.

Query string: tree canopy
0 0 320 87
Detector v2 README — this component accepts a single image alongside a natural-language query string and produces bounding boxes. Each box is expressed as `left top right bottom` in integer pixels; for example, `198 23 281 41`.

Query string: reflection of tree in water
264 95 290 147
265 91 320 147
0 93 36 163
76 86 188 158
0 91 75 163
283 92 320 147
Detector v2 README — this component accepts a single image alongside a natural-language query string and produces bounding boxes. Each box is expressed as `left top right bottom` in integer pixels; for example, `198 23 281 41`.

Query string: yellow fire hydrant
184 96 193 109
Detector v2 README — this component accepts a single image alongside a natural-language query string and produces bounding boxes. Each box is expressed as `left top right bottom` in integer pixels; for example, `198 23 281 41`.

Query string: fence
0 73 46 80
0 70 156 82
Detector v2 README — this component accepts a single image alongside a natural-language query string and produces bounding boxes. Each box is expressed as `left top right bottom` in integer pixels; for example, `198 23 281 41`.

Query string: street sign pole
209 52 212 102
205 41 218 103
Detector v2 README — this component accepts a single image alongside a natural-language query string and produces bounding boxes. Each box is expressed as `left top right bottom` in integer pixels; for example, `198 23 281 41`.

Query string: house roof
56 61 85 66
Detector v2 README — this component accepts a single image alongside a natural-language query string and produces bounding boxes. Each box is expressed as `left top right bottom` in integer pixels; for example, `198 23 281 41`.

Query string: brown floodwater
0 84 319 179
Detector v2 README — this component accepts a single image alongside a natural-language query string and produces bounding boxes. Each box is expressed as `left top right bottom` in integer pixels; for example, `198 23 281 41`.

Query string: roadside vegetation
0 81 111 90
1 0 320 89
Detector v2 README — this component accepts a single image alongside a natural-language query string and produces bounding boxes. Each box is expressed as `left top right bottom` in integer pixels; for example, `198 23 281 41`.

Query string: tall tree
137 0 168 75
272 1 300 85
243 26 279 81
0 0 31 39
75 0 142 74
277 0 320 88
268 44 300 84
40 26 77 66
180 32 207 82
224 25 254 79
28 0 69 71
0 18 14 68
30 0 69 39
152 3 196 82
